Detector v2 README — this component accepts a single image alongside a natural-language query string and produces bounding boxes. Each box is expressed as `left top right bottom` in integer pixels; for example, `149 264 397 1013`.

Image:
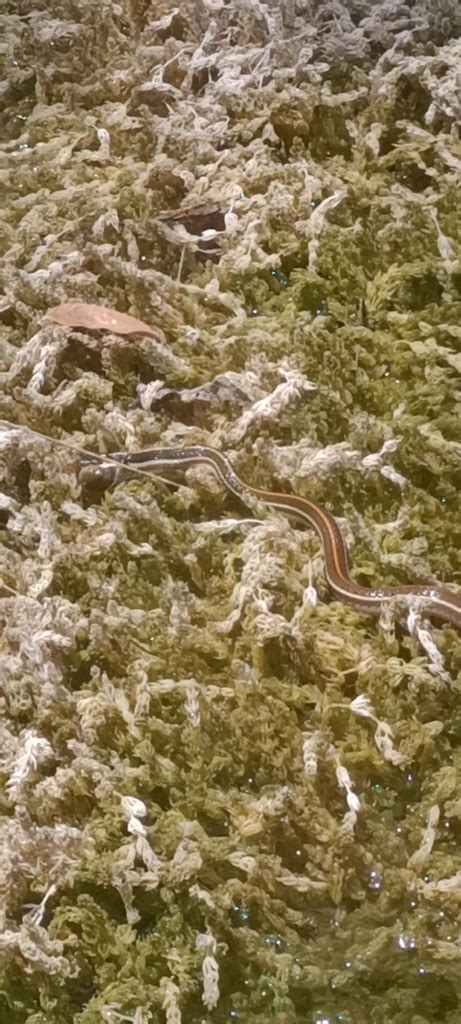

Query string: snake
79 445 461 629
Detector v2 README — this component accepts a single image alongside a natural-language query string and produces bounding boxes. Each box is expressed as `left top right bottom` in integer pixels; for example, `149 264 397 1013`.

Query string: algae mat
1 1 461 1022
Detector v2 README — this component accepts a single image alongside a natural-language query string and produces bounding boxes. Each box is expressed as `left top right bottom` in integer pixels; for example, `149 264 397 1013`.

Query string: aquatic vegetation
1 1 461 1022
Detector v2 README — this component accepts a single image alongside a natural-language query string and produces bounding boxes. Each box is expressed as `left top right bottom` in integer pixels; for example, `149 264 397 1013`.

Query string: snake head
78 461 120 489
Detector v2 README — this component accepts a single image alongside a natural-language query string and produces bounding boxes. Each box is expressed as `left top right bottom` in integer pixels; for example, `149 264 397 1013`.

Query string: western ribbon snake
80 445 461 629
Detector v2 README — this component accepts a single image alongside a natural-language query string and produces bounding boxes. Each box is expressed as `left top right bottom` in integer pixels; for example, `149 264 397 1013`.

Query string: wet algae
1 1 461 1022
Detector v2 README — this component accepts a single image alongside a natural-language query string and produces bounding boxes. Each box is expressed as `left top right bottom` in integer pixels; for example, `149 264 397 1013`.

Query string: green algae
1 1 461 1022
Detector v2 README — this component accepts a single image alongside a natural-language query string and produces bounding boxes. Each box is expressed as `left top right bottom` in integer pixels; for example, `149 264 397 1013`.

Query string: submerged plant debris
46 302 160 337
1 0 461 1022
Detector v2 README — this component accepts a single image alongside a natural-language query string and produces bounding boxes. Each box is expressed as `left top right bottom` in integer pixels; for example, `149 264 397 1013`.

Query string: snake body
80 445 461 629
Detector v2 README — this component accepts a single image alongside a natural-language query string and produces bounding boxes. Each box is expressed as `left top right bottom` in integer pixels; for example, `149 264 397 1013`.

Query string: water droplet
231 902 250 922
250 307 258 316
367 868 382 890
440 497 448 505
310 199 319 208
396 934 417 951
229 1011 238 1020
270 267 278 277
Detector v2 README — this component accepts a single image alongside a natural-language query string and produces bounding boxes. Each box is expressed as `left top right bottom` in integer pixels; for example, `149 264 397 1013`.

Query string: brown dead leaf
156 201 226 235
46 302 157 337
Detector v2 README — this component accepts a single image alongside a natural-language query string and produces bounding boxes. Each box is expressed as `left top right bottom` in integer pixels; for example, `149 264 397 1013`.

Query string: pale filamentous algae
1 1 461 1022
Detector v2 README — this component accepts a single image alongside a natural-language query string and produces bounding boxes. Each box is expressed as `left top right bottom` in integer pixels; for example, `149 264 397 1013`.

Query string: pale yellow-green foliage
1 1 461 1022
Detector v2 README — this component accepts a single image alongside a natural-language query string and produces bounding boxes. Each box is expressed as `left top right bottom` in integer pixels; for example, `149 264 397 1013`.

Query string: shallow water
1 1 461 1022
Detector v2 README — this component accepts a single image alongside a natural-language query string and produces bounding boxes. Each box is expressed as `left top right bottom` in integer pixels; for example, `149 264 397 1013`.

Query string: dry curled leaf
156 201 226 234
46 302 157 337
